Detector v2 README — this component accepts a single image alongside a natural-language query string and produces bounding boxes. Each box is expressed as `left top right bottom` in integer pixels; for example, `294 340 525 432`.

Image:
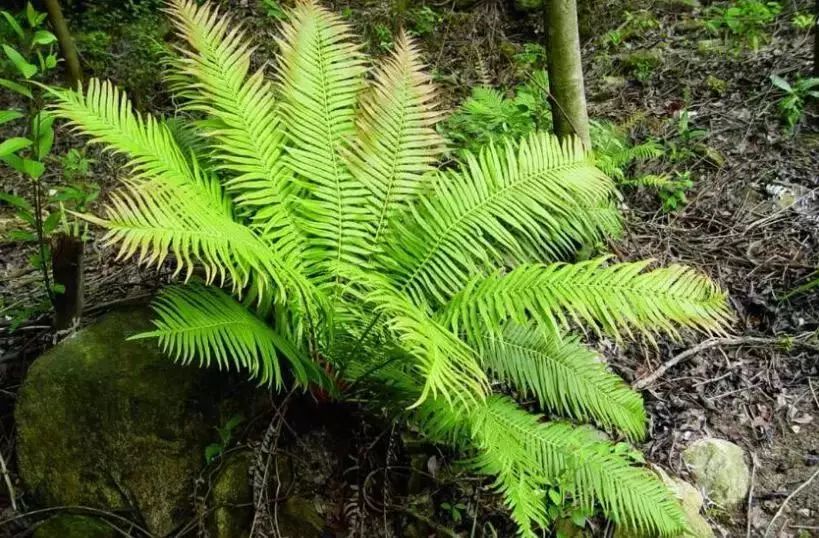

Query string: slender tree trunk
43 0 85 330
814 0 818 75
52 234 84 330
43 0 82 89
544 0 591 148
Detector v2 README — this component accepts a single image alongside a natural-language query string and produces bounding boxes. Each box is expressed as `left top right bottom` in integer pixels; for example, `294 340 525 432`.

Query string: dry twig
764 467 819 538
634 334 818 390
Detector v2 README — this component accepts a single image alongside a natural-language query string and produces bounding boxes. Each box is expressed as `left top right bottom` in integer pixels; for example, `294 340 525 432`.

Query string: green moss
33 515 115 538
208 451 254 538
66 1 171 107
16 310 220 535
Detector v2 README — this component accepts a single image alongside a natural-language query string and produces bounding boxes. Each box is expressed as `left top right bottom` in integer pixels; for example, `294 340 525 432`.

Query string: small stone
682 438 751 509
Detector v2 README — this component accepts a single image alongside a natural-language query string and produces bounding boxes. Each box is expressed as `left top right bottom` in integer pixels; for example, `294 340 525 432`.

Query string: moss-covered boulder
33 515 116 538
16 309 240 535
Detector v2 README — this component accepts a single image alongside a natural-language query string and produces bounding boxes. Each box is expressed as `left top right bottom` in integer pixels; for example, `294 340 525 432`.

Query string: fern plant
48 1 731 535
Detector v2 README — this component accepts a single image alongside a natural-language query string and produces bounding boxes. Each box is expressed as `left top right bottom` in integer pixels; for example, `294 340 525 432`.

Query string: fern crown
47 1 731 535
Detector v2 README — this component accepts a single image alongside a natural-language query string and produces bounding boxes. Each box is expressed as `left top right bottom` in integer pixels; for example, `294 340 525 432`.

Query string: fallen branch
634 333 818 390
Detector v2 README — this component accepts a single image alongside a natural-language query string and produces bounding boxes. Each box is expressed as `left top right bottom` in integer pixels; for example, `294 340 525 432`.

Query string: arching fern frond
443 258 731 343
342 269 489 408
479 322 646 440
276 0 368 283
380 132 614 306
133 284 324 387
469 396 686 537
345 30 445 251
48 79 225 209
165 0 303 260
83 181 292 299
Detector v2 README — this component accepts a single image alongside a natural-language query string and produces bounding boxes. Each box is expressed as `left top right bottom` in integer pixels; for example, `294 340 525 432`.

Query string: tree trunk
544 0 591 148
43 0 85 330
43 0 82 89
52 233 84 330
814 0 818 75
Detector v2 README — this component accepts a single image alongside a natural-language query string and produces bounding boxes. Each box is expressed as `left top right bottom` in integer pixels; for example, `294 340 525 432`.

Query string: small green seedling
770 74 819 132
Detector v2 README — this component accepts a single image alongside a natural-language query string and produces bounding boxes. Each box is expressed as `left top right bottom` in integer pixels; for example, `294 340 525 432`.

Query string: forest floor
1 0 819 536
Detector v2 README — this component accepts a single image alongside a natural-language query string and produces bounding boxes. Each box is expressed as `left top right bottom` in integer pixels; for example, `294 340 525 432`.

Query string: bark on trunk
544 0 591 148
43 0 82 89
814 0 818 75
52 233 84 331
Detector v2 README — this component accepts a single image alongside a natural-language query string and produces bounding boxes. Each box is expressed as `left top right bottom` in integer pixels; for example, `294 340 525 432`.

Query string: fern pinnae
346 30 445 251
381 133 614 306
276 0 369 285
166 0 304 263
444 258 731 344
472 397 687 536
479 323 647 440
133 284 323 387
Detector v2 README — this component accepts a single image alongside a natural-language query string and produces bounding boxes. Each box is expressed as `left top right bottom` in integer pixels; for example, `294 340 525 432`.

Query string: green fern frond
346 30 445 250
165 0 303 259
343 269 489 408
470 396 687 536
134 284 323 387
48 79 224 208
276 0 369 282
381 132 614 305
85 182 285 296
479 323 646 440
50 79 322 308
444 257 731 343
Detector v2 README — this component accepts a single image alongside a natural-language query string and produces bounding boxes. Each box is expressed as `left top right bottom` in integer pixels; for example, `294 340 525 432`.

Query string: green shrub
770 74 819 132
706 0 782 50
49 1 731 535
441 70 551 154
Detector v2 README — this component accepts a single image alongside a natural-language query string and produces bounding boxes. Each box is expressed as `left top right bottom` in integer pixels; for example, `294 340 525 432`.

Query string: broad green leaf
0 110 24 126
25 3 46 28
0 78 33 98
22 158 45 178
31 30 57 45
9 229 37 242
43 210 62 234
0 11 24 39
0 137 32 157
32 113 55 157
2 45 37 79
0 191 32 211
770 74 792 93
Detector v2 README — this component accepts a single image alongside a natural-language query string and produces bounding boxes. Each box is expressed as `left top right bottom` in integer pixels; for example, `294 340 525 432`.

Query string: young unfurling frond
345 31 445 251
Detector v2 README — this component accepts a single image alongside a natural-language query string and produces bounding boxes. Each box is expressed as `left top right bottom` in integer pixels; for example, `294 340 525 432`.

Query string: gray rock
682 438 750 509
